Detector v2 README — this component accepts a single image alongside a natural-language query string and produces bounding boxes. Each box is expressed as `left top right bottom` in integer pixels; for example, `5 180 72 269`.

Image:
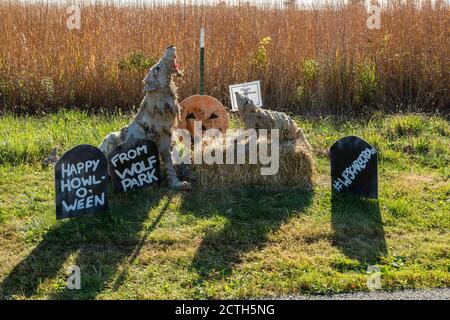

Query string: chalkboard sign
55 145 109 220
108 139 161 193
330 136 378 199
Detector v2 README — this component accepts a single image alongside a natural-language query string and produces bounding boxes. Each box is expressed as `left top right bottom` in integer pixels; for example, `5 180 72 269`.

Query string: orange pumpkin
179 94 229 138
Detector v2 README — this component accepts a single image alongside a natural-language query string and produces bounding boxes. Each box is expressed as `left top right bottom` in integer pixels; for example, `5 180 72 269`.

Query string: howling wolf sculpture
99 46 190 190
234 92 311 151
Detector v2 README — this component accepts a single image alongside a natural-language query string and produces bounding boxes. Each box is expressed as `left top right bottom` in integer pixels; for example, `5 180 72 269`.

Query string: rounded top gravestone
55 144 109 220
330 136 378 199
108 138 161 193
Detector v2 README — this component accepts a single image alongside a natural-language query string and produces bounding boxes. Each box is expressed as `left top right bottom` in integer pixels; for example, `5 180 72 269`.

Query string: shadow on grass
1 185 313 298
0 188 169 299
331 192 387 264
187 186 313 282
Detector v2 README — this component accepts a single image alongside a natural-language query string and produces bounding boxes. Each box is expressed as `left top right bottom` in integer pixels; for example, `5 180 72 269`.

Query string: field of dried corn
0 0 449 115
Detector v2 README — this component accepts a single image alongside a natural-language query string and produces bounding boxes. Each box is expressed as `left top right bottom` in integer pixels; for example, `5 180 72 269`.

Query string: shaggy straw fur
99 46 190 189
192 137 316 189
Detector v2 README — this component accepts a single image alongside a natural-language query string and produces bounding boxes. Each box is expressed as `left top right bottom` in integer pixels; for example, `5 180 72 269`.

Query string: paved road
274 288 450 300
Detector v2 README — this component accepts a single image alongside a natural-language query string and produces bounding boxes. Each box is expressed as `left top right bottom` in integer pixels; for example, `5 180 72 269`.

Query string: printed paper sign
229 80 263 111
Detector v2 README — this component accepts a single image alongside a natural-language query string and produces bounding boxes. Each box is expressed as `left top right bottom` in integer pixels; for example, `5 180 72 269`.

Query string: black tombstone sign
330 136 378 199
55 145 109 220
108 139 161 193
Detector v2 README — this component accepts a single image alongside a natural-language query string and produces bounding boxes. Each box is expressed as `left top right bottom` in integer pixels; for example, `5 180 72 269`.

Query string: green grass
0 111 449 299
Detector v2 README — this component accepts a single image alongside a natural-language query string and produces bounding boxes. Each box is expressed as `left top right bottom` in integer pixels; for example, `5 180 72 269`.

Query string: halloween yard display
98 40 314 191
99 46 191 190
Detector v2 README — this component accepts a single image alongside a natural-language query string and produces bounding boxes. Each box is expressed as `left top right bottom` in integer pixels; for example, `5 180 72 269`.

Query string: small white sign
229 80 263 111
200 28 205 48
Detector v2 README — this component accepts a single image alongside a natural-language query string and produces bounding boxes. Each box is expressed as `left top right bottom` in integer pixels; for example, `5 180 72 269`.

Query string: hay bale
192 137 316 189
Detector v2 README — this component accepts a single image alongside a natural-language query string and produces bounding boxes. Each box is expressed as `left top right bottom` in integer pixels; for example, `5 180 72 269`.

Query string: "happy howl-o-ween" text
60 159 106 212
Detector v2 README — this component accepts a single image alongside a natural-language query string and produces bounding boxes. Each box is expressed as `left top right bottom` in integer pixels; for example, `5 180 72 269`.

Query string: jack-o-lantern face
179 95 229 138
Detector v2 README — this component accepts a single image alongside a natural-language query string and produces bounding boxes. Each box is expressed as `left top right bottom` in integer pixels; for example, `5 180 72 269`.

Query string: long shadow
188 186 313 281
331 192 387 264
0 188 168 300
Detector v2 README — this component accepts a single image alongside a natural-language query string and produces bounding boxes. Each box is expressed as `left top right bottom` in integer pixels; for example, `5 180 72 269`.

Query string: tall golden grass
0 0 449 114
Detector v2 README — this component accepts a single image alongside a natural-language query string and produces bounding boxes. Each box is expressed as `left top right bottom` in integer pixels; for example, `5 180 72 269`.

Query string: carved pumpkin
179 94 229 138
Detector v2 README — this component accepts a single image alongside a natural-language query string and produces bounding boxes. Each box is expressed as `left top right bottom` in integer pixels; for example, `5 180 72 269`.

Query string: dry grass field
0 0 449 114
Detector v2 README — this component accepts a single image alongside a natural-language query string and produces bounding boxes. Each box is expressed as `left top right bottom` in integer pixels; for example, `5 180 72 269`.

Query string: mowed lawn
0 111 449 299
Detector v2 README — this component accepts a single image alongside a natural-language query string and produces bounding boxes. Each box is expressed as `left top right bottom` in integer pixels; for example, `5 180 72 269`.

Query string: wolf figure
234 92 311 150
99 46 190 190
